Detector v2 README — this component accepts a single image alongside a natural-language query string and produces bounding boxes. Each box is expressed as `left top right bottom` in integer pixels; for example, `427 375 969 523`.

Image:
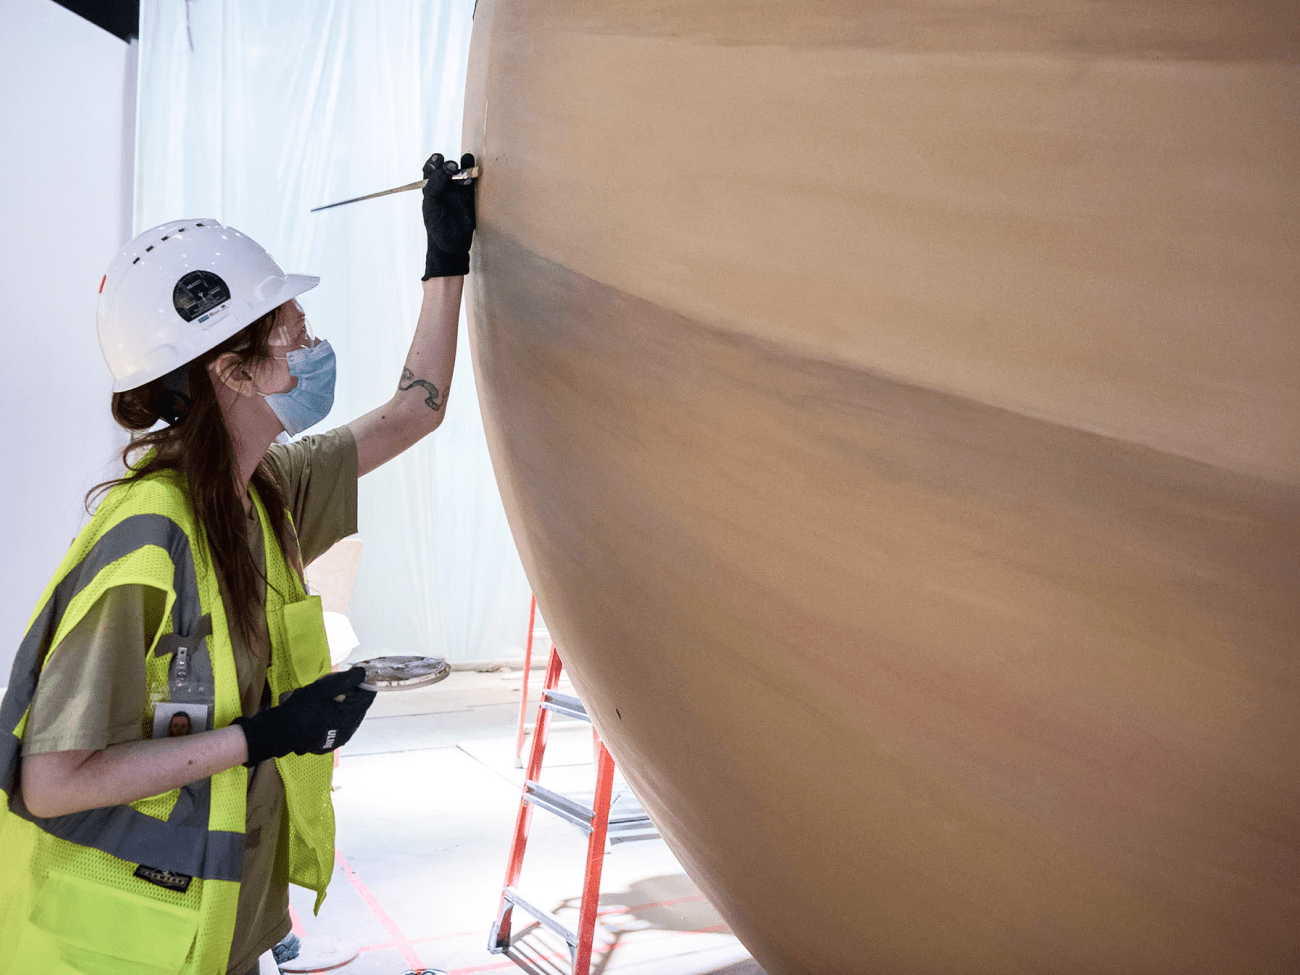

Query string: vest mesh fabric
0 472 337 972
251 487 337 913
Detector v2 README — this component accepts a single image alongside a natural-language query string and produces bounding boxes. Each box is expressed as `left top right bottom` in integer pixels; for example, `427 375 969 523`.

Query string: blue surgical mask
263 339 336 437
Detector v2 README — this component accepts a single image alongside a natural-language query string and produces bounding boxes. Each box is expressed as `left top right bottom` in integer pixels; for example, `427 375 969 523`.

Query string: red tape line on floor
594 893 707 917
351 929 484 953
288 866 728 974
348 894 711 956
334 847 426 971
444 923 734 975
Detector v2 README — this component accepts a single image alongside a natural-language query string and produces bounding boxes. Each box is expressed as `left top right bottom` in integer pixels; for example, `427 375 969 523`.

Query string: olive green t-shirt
23 426 359 974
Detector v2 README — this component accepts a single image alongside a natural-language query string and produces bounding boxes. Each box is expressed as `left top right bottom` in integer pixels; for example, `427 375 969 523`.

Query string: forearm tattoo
399 368 445 411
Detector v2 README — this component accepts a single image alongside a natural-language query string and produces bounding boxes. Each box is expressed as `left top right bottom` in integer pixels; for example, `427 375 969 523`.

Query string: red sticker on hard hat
99 274 106 294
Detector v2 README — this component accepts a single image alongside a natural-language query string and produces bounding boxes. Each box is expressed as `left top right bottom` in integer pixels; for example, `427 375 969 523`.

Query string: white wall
0 0 136 682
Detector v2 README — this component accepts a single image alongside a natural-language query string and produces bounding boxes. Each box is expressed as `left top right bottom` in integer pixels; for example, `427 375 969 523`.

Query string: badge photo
152 701 209 739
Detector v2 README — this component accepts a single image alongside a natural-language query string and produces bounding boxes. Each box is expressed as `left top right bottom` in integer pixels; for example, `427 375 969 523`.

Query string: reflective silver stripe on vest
6 783 243 882
0 512 242 882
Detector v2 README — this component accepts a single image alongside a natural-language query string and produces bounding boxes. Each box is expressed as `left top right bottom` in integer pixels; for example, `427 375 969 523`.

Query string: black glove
233 666 376 767
421 151 476 279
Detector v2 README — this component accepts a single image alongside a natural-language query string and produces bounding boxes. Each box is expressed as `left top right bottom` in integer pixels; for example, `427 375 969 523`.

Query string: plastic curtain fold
134 0 531 662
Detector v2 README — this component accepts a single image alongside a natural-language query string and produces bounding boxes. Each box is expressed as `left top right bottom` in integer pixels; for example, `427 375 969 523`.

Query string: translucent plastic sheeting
135 0 531 662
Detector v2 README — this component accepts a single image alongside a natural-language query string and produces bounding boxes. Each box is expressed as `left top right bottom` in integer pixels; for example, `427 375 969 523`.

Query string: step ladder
489 643 655 975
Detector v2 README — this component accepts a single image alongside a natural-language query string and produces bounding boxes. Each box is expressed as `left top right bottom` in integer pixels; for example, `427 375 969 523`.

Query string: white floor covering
273 668 766 975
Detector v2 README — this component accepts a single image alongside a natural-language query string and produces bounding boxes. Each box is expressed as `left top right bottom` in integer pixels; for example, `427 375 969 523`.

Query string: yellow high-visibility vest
0 471 337 974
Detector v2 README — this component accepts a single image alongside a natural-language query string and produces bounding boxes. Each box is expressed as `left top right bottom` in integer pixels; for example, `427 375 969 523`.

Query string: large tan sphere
462 2 1300 972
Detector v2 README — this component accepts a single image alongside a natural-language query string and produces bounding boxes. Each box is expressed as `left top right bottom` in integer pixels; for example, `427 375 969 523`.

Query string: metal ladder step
493 886 578 951
524 781 599 833
540 689 588 721
522 782 658 839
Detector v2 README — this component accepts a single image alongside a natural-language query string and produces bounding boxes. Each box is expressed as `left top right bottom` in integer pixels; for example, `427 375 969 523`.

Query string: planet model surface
462 2 1300 971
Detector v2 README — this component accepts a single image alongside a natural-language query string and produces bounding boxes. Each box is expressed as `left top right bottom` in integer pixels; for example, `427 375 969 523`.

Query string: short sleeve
23 584 166 755
260 426 359 566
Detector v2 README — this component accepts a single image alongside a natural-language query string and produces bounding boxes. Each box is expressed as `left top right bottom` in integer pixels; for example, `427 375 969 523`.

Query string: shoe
271 933 300 964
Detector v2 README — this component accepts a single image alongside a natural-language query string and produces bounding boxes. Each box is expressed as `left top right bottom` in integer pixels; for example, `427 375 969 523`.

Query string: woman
0 151 476 975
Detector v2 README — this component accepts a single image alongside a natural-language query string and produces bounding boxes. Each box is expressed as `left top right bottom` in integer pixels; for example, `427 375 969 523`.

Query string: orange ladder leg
514 594 538 767
572 734 616 975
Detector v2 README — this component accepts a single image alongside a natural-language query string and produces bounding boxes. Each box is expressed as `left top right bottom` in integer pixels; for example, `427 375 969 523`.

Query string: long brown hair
89 308 299 647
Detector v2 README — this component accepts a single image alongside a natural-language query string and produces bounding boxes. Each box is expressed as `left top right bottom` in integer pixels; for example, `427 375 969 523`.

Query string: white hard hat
96 218 319 391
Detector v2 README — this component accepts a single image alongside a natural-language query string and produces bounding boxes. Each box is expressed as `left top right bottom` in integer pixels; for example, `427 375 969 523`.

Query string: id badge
151 701 209 739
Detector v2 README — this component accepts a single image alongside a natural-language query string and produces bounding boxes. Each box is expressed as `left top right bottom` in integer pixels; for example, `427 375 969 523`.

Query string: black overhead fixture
53 0 140 43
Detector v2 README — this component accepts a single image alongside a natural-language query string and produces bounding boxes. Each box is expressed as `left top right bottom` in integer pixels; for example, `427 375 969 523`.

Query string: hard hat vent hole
161 236 169 241
146 245 154 252
132 257 141 264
